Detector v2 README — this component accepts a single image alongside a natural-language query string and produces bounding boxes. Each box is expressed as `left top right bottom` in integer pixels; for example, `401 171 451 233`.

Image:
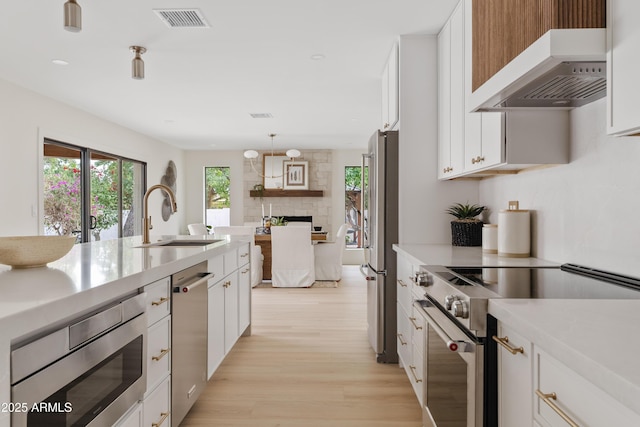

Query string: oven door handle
414 300 473 353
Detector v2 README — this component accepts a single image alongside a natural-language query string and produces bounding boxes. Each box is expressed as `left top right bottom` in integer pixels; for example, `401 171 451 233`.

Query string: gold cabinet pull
151 348 170 362
241 268 250 274
240 252 249 258
492 335 524 355
409 317 423 330
223 281 231 288
397 279 408 288
535 389 579 427
152 412 170 427
409 365 422 383
397 333 407 346
151 297 169 306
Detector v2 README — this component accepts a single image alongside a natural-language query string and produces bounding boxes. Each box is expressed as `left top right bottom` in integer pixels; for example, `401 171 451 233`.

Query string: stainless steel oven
415 298 483 427
419 263 640 427
10 292 146 427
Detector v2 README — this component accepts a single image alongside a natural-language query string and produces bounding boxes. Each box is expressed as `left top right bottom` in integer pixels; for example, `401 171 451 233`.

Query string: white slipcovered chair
213 226 263 287
187 223 209 235
270 224 315 288
313 223 349 281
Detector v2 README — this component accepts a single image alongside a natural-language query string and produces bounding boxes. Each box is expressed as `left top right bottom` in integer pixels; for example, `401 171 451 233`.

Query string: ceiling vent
249 113 274 119
153 9 209 28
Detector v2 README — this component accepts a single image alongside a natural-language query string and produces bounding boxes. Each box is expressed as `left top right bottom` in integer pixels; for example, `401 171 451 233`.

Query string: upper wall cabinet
381 43 399 131
438 0 570 180
607 0 640 136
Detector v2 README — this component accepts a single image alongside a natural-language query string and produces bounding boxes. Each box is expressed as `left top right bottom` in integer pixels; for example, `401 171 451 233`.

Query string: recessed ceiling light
310 54 325 60
164 119 175 124
52 59 69 65
249 113 273 119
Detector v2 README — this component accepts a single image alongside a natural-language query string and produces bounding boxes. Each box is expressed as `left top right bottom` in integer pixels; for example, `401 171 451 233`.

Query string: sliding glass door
43 140 146 242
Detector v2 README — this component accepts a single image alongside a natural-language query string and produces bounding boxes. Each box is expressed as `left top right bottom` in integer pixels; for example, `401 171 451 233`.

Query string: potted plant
446 202 485 246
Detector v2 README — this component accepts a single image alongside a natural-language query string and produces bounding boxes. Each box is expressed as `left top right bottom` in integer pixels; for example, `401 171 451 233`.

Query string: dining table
255 231 327 280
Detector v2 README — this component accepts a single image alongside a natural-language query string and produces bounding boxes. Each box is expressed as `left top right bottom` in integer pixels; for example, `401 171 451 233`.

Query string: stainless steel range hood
469 29 607 112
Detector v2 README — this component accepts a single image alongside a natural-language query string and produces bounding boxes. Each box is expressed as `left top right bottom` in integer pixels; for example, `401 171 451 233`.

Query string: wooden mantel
249 189 324 198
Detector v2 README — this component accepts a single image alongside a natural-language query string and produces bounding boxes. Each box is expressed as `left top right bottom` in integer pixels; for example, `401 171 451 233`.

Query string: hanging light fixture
130 46 147 80
64 0 82 32
244 134 301 179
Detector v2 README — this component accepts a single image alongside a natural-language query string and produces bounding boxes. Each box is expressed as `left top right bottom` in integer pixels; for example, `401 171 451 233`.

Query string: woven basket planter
450 220 483 246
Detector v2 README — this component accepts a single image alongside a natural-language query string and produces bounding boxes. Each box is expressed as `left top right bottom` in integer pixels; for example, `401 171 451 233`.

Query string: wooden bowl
0 235 76 269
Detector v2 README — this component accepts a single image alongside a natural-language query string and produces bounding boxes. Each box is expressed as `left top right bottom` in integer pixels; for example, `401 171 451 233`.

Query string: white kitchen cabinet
409 303 425 406
145 315 171 396
381 43 399 131
437 5 464 179
238 263 251 334
494 322 532 427
207 278 225 378
438 0 569 180
224 270 240 354
607 0 640 136
534 347 640 427
145 277 171 327
143 376 171 427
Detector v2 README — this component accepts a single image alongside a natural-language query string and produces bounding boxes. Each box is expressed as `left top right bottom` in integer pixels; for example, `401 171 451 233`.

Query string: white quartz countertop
392 243 560 267
0 235 242 341
489 299 640 416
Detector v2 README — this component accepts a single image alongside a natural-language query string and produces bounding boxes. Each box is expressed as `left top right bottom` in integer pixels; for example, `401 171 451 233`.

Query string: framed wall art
283 160 309 190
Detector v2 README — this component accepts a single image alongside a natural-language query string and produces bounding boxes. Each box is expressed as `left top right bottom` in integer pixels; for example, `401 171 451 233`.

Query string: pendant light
64 0 82 32
244 134 301 179
130 46 147 80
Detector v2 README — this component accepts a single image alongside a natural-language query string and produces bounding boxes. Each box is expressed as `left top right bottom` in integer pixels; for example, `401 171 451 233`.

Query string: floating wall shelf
249 189 324 198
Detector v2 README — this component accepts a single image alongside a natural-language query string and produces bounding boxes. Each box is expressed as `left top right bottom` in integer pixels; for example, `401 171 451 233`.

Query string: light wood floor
180 265 422 426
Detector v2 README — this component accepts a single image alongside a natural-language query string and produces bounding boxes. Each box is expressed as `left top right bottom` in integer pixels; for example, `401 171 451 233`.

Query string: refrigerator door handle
360 264 375 281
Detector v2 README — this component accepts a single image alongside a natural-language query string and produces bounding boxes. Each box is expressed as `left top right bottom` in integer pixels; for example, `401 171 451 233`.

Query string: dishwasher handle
174 272 215 293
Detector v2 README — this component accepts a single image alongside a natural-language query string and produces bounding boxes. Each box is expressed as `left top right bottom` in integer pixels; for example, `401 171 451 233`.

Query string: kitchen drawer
410 304 425 355
534 347 640 426
146 315 171 396
410 342 425 407
238 242 250 267
143 375 171 427
496 322 532 427
144 277 170 327
223 247 238 274
396 302 411 366
208 254 224 280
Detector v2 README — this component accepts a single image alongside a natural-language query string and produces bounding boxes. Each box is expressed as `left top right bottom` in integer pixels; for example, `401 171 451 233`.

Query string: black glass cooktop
446 264 640 300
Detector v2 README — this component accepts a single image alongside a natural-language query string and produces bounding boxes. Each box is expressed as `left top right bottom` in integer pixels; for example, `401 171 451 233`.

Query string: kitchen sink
137 239 223 248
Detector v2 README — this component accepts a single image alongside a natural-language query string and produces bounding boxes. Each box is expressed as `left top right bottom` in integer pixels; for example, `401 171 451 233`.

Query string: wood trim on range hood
469 28 606 112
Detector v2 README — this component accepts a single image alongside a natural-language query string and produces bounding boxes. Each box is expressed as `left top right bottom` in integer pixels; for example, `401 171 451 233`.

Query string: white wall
398 35 478 244
0 78 184 237
479 98 640 277
182 150 245 233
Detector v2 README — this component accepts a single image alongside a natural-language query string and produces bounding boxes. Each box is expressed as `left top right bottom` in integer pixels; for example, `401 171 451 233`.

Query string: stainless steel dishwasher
171 261 215 426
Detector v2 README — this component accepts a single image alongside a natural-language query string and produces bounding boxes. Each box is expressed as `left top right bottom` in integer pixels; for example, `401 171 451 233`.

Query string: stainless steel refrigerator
361 130 398 363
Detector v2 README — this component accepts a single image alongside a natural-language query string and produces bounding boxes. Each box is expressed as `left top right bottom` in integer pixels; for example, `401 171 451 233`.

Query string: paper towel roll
498 208 530 257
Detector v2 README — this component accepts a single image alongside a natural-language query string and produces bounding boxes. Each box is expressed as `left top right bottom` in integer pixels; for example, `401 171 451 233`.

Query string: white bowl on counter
0 235 76 269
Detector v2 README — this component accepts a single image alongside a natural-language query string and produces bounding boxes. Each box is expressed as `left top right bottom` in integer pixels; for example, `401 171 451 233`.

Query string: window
43 139 146 242
204 167 230 229
345 166 367 248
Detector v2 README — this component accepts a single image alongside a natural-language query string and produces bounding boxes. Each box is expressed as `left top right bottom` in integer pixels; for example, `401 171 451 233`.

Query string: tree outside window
345 166 367 248
204 167 231 229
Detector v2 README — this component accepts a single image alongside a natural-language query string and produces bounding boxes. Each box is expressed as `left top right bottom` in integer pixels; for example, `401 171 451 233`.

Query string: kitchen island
0 235 249 427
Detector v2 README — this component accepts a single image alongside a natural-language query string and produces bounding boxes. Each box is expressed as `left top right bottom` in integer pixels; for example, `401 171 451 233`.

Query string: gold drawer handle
241 268 250 274
223 281 231 288
409 317 423 330
397 333 407 346
492 335 524 355
535 389 579 427
409 365 422 383
151 297 169 306
152 348 170 362
152 412 170 427
240 252 249 258
397 279 408 288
